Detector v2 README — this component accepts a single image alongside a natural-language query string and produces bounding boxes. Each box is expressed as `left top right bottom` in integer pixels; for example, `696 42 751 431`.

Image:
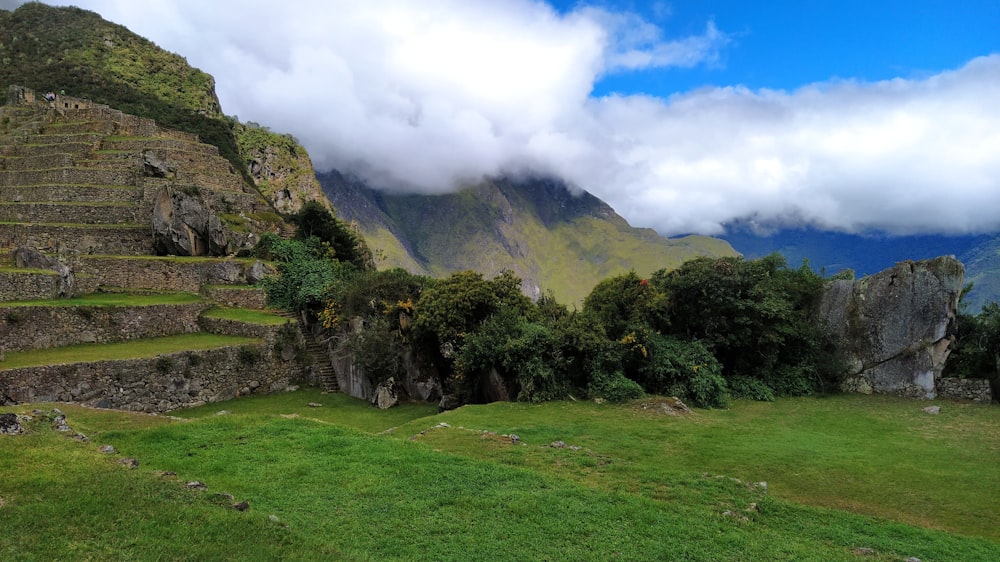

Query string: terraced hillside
0 86 329 412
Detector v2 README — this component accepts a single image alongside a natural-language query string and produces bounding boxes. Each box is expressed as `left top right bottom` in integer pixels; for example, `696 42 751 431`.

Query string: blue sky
24 0 1000 236
572 0 1000 95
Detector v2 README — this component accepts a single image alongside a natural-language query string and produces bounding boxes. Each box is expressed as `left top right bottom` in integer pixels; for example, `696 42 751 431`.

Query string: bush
683 370 730 409
587 371 644 403
632 334 720 395
728 376 775 402
456 308 565 402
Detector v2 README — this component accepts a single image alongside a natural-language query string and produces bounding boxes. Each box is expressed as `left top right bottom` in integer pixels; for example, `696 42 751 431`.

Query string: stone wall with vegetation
0 224 153 255
201 286 268 309
936 377 992 402
0 343 298 412
0 302 208 351
70 257 259 293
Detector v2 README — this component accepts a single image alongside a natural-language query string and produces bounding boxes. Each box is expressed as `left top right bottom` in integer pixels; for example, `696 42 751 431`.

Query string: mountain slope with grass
322 170 736 305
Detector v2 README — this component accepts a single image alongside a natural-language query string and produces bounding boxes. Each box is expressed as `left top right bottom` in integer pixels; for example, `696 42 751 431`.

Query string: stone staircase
276 310 339 392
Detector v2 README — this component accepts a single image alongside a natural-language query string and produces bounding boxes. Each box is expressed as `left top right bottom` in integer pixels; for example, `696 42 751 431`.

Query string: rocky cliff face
818 256 964 399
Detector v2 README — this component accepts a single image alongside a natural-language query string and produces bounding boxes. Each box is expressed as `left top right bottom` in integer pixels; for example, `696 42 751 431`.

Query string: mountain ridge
321 170 736 305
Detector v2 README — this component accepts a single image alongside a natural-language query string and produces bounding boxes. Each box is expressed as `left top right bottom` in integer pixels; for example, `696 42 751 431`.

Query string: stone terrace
0 86 320 411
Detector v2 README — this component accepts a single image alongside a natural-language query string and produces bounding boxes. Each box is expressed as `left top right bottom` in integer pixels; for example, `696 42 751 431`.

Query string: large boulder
817 256 964 399
371 377 401 409
152 186 214 256
11 246 74 296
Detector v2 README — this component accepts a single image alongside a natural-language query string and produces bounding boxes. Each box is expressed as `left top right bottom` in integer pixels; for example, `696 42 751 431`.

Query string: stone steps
100 137 219 155
1 141 96 158
0 201 145 224
0 223 153 255
0 167 137 188
0 184 143 204
1 152 76 171
273 310 339 393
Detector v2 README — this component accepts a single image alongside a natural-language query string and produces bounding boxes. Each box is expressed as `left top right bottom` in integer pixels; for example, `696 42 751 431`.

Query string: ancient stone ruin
818 256 967 399
0 86 335 412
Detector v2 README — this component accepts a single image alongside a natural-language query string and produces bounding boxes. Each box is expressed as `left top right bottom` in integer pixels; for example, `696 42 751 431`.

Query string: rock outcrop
818 256 964 399
11 247 74 296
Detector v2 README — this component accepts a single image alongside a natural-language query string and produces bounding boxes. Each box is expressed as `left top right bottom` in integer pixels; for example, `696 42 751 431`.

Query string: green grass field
1 392 997 561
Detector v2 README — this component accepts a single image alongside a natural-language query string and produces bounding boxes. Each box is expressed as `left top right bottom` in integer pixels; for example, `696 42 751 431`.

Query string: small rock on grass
852 547 876 556
119 458 139 469
232 500 250 511
99 445 117 454
186 481 207 490
922 406 941 415
307 402 322 408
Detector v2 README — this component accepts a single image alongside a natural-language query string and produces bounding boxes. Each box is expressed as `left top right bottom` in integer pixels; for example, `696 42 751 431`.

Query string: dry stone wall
936 377 992 402
201 286 268 309
0 224 152 255
0 302 208 351
0 344 298 413
71 257 259 293
0 308 307 412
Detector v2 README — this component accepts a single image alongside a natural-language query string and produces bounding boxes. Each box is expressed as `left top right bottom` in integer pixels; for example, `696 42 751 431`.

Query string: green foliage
582 271 667 340
944 297 1000 397
627 333 728 407
335 267 429 322
654 254 829 395
457 308 565 402
586 370 645 403
256 236 358 314
292 201 374 271
338 316 407 385
728 375 776 401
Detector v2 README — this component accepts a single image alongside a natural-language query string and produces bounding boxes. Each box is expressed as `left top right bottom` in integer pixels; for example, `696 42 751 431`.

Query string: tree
293 201 374 271
653 254 828 396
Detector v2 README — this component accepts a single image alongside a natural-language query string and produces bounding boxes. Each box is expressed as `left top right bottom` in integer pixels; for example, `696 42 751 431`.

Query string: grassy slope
1 392 997 561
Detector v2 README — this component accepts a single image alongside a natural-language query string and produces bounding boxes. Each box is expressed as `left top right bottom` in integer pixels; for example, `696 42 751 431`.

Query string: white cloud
43 1 1000 236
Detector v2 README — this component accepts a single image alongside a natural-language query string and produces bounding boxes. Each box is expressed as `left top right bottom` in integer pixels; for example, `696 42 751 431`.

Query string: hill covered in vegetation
322 171 736 305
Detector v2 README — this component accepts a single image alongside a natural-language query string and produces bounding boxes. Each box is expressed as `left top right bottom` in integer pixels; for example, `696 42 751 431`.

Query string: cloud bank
44 0 1000 236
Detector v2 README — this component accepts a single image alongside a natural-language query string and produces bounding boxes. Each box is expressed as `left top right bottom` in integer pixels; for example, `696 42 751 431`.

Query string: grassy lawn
0 291 202 307
0 393 997 561
0 333 260 370
200 306 291 326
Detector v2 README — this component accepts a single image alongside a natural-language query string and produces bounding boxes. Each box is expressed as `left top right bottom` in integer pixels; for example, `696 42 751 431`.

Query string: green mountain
320 171 736 305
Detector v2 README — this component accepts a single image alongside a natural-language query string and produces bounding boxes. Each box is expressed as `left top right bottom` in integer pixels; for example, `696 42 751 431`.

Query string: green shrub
728 376 775 401
684 369 730 409
587 371 644 403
